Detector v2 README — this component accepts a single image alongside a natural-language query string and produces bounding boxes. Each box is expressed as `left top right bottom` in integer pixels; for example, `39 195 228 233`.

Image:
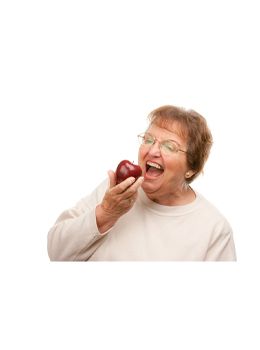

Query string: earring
185 172 190 178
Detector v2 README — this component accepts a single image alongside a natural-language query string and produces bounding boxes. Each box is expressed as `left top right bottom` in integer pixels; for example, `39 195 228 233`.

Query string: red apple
116 160 142 184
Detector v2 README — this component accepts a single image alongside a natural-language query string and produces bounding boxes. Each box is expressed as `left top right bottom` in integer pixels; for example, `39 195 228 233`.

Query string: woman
47 105 236 261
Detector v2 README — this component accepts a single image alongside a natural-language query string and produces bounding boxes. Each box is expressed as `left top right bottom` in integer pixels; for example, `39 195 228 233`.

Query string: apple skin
116 160 142 184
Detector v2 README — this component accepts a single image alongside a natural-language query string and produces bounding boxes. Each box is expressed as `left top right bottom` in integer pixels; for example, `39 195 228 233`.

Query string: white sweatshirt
47 179 236 261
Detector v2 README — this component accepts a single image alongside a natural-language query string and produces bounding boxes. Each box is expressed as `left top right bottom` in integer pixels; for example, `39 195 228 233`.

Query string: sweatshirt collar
138 188 202 216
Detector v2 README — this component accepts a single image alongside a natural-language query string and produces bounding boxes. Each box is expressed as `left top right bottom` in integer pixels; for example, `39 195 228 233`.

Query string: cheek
138 147 146 163
164 158 186 177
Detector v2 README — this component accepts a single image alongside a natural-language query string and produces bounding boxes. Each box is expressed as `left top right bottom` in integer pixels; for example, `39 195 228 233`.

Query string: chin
141 179 161 194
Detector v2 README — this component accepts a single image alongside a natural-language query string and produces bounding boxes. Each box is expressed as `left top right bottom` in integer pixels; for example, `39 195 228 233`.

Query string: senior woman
47 105 236 261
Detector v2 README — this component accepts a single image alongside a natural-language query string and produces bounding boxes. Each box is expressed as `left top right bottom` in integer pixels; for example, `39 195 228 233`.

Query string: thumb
107 170 117 189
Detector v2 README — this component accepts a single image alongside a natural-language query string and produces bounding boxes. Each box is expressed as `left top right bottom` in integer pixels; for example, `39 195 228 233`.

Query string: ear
185 170 196 179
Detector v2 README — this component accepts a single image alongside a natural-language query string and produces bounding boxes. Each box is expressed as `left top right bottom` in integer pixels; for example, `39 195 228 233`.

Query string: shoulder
196 192 232 232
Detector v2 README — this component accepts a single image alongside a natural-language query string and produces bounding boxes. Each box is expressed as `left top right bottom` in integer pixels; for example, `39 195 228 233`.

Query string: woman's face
138 123 191 204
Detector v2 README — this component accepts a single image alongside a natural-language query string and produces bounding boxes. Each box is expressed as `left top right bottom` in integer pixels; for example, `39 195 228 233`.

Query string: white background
1 0 259 349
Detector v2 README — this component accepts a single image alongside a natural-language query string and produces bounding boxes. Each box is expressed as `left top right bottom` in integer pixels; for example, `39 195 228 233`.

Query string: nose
148 141 161 157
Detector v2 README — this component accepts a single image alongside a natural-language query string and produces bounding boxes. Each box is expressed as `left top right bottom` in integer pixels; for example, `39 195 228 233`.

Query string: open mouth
145 161 164 178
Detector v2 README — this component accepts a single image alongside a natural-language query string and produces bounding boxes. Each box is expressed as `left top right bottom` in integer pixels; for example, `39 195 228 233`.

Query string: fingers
107 171 137 193
113 176 136 193
107 170 116 189
113 176 144 195
105 170 144 204
130 176 144 192
100 175 144 220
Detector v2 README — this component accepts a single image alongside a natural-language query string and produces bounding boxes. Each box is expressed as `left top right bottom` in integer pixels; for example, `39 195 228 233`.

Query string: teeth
147 161 163 170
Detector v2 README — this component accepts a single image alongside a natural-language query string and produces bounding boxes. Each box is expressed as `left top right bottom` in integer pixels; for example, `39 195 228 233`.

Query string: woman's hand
96 170 144 234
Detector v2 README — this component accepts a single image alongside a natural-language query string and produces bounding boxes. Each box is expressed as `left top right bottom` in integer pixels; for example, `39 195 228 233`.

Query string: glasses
137 132 188 155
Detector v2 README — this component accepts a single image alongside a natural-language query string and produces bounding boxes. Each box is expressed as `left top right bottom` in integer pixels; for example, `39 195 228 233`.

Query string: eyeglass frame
137 132 188 155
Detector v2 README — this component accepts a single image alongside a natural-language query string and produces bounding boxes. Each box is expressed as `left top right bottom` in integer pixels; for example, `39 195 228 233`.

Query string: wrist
95 204 118 234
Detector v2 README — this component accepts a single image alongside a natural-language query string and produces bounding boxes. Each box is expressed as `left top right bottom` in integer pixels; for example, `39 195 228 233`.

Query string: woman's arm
47 180 109 261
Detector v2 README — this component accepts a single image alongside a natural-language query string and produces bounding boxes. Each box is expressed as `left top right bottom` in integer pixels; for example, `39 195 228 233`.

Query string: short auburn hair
148 105 213 183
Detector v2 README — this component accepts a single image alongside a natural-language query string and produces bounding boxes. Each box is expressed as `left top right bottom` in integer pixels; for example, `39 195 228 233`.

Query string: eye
144 135 154 145
162 141 178 153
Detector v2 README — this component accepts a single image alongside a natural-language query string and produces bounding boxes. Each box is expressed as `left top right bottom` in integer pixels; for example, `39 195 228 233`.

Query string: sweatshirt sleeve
205 219 237 261
47 179 109 261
